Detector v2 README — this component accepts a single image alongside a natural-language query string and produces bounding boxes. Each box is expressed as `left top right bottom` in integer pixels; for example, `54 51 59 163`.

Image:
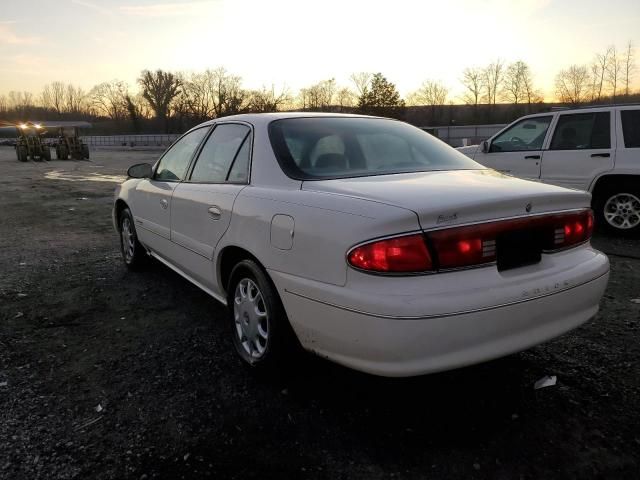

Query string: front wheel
594 186 640 235
227 259 298 374
119 208 147 269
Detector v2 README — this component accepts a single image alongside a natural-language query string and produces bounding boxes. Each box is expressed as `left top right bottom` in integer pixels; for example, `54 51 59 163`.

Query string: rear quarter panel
216 186 421 287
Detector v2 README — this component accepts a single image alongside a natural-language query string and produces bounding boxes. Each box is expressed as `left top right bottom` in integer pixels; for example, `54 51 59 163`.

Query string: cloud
70 0 115 16
119 1 218 17
0 25 40 45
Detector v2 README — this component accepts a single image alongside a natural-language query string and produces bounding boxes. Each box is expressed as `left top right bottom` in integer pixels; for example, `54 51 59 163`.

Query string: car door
474 115 553 180
540 111 615 191
170 122 252 289
133 127 210 254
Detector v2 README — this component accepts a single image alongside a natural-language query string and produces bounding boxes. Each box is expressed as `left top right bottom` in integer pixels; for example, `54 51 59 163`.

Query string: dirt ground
0 146 639 480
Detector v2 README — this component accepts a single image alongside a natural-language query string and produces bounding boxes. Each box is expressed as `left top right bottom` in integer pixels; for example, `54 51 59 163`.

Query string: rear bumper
271 246 609 377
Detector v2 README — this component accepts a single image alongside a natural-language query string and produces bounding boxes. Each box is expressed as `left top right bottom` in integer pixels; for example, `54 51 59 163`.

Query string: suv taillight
347 209 594 274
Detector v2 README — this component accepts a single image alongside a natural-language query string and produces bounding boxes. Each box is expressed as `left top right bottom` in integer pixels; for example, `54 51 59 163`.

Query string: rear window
268 117 482 180
621 110 640 148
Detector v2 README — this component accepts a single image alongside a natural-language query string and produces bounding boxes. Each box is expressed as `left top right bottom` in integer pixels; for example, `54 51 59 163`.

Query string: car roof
196 111 387 128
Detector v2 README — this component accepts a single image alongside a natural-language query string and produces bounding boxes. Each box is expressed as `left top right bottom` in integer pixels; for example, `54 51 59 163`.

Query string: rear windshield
268 117 482 180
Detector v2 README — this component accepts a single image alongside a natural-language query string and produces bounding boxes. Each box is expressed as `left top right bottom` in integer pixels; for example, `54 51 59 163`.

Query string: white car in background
458 105 640 234
113 113 609 377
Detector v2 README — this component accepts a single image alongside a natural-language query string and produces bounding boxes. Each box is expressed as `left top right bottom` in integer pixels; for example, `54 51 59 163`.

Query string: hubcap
604 193 640 230
121 217 135 261
233 278 269 359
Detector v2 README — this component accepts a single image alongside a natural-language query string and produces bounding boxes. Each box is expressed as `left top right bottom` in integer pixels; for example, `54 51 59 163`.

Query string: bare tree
138 69 182 132
589 47 614 101
407 80 448 106
555 65 590 105
65 85 87 114
41 82 66 114
623 41 635 96
606 45 622 101
209 67 247 117
0 95 7 113
247 85 290 113
502 61 527 104
300 78 336 110
460 67 483 106
335 87 356 111
350 72 373 107
482 60 505 105
89 81 129 120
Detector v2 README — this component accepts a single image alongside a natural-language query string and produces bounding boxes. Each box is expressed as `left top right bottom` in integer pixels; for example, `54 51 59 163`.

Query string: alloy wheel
604 193 640 230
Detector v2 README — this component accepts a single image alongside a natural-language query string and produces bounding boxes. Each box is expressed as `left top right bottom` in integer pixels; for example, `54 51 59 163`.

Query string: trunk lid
301 169 590 230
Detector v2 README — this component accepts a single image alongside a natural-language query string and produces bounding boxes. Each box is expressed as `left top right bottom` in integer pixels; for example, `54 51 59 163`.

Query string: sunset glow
1 0 639 100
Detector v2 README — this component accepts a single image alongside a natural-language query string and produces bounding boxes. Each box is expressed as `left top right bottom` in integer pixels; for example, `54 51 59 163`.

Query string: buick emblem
525 203 532 213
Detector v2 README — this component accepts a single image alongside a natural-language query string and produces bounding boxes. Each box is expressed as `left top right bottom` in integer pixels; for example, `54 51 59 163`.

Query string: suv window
490 116 552 152
550 112 610 150
190 123 250 183
155 127 209 181
621 110 640 148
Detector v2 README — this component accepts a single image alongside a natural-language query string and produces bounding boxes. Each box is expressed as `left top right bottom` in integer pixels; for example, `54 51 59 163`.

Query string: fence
80 124 508 149
423 124 507 147
83 134 179 148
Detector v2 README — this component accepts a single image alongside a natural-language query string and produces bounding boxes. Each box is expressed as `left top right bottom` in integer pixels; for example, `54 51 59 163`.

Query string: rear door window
621 110 640 148
190 123 250 183
550 112 611 150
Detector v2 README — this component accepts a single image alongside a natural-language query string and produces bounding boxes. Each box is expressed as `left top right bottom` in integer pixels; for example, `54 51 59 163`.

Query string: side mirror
127 163 153 179
481 140 490 153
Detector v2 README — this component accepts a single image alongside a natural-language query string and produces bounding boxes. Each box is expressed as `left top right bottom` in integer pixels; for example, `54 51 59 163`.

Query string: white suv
458 105 640 234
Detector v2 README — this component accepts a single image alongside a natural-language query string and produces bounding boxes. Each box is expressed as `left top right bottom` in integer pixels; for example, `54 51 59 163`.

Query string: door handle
524 155 541 159
208 206 222 220
160 198 168 209
590 153 610 158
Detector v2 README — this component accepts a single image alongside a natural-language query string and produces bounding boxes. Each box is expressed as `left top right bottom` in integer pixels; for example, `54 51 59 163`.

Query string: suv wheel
594 184 640 234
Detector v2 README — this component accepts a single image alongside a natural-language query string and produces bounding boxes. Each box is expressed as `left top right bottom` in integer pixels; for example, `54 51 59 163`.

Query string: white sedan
113 113 609 377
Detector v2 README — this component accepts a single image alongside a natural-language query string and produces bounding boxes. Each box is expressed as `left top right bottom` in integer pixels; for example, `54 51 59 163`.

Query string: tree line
0 41 636 133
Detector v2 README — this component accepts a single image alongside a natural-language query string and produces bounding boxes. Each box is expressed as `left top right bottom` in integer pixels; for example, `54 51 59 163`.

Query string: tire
42 147 51 161
82 144 90 159
226 259 299 374
57 146 69 160
118 207 148 269
17 146 28 162
593 183 640 235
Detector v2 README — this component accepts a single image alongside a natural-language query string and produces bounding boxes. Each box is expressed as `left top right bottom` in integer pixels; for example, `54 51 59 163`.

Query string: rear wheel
119 208 147 269
227 259 298 374
82 144 90 159
594 183 640 235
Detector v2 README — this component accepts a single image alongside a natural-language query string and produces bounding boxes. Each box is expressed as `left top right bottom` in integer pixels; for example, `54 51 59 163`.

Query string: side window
155 127 209 181
621 110 640 148
190 124 250 183
490 116 552 152
550 112 611 150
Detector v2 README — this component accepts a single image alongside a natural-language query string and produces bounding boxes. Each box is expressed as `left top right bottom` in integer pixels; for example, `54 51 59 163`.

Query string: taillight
347 234 433 273
348 209 594 274
553 209 593 248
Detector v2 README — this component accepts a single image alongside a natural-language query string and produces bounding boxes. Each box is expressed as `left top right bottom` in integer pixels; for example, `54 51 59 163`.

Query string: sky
1 0 639 101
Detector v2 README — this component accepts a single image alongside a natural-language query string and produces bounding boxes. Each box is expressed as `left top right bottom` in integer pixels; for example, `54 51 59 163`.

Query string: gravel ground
0 146 639 480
